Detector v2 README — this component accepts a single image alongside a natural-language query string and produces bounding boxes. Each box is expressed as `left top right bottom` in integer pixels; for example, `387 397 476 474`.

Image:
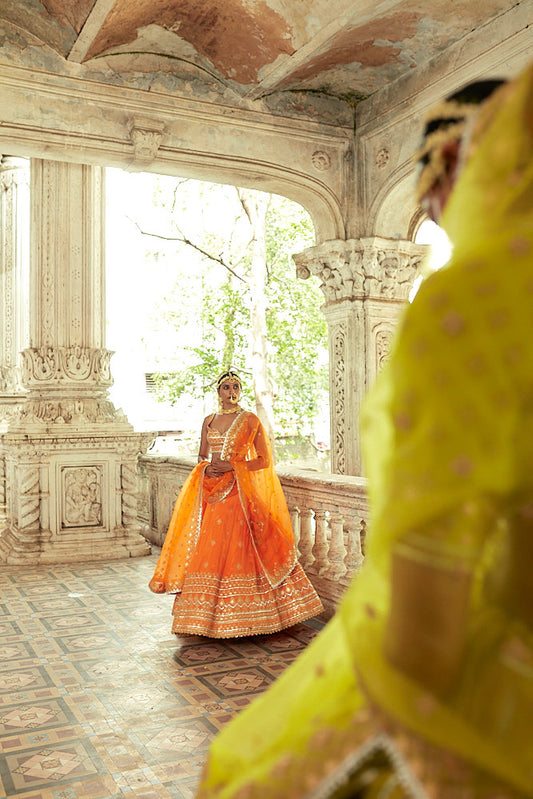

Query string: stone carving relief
333 325 346 475
295 238 424 304
22 346 113 387
62 466 102 528
295 244 365 302
0 366 21 393
375 148 390 169
372 250 421 300
130 117 165 164
0 166 30 193
374 322 395 372
121 463 138 528
15 398 125 426
15 464 40 531
311 150 332 171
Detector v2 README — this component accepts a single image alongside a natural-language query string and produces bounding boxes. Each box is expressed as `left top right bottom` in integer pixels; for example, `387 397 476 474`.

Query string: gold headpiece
216 369 242 389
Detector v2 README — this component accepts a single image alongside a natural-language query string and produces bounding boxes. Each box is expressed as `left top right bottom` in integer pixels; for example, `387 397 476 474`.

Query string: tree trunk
237 189 275 452
221 273 235 368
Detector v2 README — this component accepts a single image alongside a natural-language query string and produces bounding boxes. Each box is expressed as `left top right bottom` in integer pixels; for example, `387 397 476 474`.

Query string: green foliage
140 178 327 435
264 195 328 431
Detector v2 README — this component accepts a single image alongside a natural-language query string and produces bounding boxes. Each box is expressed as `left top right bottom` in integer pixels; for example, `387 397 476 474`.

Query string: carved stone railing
138 454 369 617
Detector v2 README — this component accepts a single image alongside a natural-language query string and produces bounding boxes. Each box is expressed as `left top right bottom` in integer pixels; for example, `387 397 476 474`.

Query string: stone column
0 155 29 421
294 237 427 476
0 158 151 564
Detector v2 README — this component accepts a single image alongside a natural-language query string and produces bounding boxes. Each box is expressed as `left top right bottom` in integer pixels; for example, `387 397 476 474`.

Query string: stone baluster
289 505 301 558
343 509 364 578
298 507 315 570
312 508 330 576
326 511 347 579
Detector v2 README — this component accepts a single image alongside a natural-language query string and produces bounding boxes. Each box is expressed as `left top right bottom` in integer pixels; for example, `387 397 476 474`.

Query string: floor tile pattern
0 553 323 798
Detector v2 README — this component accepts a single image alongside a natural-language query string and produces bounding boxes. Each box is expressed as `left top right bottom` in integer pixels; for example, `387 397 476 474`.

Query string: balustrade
138 454 369 616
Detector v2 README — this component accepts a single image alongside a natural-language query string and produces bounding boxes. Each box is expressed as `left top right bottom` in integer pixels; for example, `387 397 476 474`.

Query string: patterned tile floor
0 552 324 799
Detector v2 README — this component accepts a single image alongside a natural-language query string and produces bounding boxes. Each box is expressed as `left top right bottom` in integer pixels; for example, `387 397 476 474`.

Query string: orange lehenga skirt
149 415 323 639
168 475 323 637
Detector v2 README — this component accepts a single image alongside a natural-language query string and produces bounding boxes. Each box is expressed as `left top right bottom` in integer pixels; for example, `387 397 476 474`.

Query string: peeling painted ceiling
0 0 523 104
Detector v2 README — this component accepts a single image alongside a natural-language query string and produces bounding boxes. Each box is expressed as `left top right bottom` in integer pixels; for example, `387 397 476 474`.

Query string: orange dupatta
149 411 296 594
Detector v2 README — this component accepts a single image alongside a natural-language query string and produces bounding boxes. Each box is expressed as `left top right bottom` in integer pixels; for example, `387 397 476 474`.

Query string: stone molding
294 237 426 304
21 346 113 387
12 398 127 428
1 433 153 456
0 64 350 243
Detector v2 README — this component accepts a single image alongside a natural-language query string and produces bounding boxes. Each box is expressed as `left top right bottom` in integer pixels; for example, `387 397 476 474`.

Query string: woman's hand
205 460 234 478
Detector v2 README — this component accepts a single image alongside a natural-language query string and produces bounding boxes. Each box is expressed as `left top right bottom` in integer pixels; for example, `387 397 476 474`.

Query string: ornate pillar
0 159 151 564
0 155 29 420
294 237 427 476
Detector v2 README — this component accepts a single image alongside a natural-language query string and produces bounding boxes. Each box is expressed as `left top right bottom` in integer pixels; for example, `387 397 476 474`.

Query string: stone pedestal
294 237 427 476
0 159 151 564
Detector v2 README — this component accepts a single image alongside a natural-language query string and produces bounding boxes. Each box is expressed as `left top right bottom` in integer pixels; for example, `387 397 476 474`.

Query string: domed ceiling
0 0 522 107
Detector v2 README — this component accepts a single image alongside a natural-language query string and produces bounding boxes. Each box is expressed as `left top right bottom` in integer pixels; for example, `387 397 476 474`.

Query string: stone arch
368 163 419 240
142 154 345 244
407 205 427 242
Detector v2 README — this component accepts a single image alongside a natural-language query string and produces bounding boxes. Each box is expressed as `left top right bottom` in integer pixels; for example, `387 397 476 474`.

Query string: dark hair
419 79 507 167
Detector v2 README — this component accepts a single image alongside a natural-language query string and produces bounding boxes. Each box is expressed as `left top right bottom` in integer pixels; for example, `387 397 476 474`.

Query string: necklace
218 405 242 415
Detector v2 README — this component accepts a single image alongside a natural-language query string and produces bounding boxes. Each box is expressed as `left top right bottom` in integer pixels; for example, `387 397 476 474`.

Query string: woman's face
218 380 241 406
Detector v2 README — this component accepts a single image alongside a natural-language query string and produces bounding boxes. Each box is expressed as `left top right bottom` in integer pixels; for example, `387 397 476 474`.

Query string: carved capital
0 156 30 190
294 241 365 302
294 237 427 303
21 346 113 388
362 237 425 301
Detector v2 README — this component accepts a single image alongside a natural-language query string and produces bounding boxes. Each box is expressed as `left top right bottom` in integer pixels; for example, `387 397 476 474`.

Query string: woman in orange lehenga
149 369 323 638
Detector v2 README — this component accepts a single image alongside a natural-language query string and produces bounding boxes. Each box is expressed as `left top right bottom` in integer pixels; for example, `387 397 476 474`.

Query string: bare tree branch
128 218 247 283
171 179 190 214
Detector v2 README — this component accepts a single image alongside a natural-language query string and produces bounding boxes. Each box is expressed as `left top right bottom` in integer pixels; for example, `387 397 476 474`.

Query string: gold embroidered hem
171 567 323 638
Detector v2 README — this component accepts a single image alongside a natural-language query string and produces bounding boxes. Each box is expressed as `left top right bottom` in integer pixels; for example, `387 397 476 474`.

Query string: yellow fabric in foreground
196 63 533 798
